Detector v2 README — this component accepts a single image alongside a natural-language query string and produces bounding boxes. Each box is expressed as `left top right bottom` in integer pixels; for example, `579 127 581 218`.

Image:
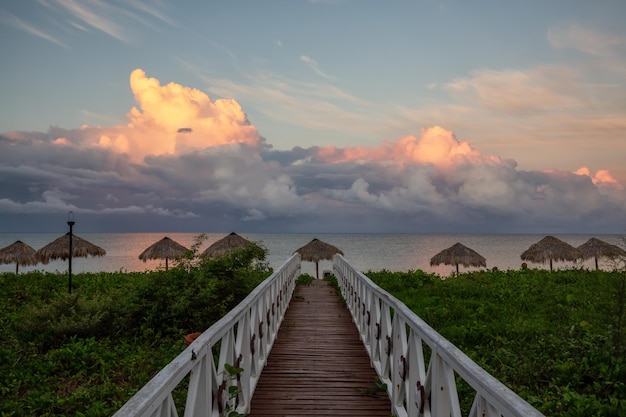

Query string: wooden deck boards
247 279 392 417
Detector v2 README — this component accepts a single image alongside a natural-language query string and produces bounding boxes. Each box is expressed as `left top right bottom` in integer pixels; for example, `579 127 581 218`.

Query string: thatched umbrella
520 235 582 271
138 236 188 270
37 233 106 263
293 238 344 279
37 233 106 293
577 237 626 270
430 242 486 275
203 232 258 258
0 240 40 274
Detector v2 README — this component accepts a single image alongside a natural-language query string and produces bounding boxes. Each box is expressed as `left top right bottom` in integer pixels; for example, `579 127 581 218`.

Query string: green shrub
0 238 271 416
296 274 315 286
367 268 626 416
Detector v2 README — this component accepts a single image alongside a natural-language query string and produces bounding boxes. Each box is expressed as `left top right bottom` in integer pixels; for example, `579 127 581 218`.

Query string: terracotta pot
184 332 202 346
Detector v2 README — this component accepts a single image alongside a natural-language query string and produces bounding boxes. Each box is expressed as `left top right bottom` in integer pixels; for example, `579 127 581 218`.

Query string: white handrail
113 254 301 417
333 254 544 417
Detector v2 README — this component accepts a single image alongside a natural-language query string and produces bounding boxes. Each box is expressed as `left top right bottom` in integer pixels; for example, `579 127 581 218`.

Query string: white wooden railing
333 254 544 417
115 253 544 417
113 254 300 417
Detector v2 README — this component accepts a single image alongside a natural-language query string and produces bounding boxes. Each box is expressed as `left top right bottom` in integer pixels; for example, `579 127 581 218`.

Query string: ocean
0 232 624 276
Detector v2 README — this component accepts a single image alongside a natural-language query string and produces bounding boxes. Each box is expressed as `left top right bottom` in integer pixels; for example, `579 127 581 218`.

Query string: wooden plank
247 280 392 417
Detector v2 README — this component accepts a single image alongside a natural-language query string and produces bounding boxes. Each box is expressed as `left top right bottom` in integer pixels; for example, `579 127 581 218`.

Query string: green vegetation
295 273 315 286
0 239 271 416
363 376 388 398
366 266 626 416
222 363 245 417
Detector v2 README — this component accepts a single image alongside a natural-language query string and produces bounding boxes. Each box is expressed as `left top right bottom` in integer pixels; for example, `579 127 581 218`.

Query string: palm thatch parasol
138 236 188 270
37 232 106 294
430 242 486 275
203 232 258 258
520 235 582 271
0 240 40 274
294 238 344 278
577 237 626 270
36 233 106 263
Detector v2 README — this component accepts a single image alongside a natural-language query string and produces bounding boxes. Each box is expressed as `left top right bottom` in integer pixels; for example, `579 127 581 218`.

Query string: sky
1 0 625 234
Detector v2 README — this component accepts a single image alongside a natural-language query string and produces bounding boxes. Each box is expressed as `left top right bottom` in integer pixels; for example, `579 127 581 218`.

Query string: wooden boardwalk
247 279 392 417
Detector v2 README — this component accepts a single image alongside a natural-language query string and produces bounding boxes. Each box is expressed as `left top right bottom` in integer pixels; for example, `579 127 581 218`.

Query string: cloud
302 126 625 229
0 10 69 48
300 55 335 80
189 28 625 189
444 67 584 116
2 0 176 48
126 0 176 27
88 69 264 161
548 23 626 58
0 72 624 234
53 0 131 43
201 71 374 141
401 58 626 185
314 126 486 170
575 167 623 190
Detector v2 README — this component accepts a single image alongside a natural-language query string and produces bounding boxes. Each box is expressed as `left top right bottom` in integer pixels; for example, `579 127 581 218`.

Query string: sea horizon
1 231 624 276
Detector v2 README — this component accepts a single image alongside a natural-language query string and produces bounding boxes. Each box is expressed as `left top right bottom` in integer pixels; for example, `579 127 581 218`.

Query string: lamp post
67 211 75 294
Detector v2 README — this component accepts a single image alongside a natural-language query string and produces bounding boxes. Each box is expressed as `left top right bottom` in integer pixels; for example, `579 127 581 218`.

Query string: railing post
391 315 407 410
184 349 212 417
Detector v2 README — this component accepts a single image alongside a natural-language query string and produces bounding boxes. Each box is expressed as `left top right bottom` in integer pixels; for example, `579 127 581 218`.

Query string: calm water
0 232 623 276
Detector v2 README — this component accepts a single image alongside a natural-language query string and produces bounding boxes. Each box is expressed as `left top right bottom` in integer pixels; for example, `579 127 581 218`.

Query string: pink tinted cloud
316 125 490 169
52 137 71 146
87 69 262 161
575 167 623 190
315 121 625 194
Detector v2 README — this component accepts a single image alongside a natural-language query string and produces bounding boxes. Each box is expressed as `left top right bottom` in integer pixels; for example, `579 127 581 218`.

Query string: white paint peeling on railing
333 254 545 417
112 254 301 417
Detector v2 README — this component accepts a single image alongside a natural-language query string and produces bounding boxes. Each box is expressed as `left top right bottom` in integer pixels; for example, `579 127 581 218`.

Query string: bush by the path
367 267 626 416
0 243 270 416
